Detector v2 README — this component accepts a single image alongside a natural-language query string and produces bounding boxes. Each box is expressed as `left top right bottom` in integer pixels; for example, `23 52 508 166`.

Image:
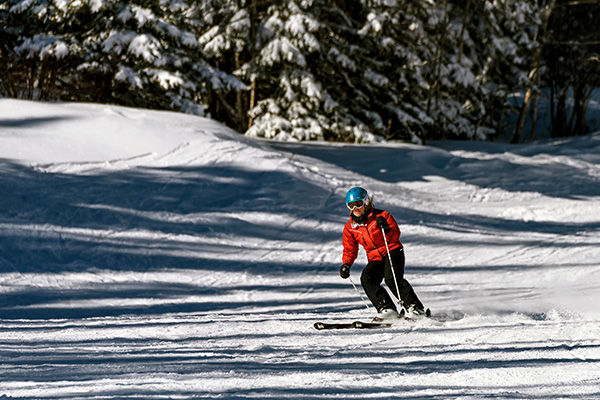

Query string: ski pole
348 275 372 312
381 226 403 308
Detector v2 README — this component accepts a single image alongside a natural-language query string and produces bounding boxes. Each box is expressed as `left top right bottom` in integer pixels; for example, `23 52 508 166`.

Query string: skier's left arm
377 211 400 243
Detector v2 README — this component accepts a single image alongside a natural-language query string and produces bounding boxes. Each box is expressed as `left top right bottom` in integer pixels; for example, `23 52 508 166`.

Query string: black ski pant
360 248 423 312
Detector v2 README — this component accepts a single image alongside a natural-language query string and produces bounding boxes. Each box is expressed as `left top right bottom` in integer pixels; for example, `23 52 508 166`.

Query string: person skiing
340 186 425 319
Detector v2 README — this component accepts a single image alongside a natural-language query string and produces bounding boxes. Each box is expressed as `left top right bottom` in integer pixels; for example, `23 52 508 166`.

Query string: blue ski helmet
345 186 368 205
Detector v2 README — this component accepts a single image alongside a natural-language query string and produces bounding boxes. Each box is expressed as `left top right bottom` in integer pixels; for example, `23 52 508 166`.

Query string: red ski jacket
342 208 403 266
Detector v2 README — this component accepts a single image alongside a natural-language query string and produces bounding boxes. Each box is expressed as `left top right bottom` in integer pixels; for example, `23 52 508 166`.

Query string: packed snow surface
1 99 600 399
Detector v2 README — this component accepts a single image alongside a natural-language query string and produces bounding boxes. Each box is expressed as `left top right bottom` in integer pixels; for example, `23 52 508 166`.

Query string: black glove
376 216 390 233
340 264 351 279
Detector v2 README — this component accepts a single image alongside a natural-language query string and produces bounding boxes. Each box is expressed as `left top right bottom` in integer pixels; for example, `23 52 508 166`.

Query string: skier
340 186 425 320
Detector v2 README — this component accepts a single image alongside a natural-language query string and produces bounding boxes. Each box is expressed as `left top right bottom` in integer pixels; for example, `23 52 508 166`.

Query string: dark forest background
1 0 599 143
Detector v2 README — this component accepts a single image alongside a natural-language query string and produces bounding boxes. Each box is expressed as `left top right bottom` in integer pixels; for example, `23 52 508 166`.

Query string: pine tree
196 0 255 132
544 0 600 138
0 0 245 116
244 0 432 142
1 0 81 100
414 0 539 141
243 0 346 141
1 0 596 143
336 0 433 143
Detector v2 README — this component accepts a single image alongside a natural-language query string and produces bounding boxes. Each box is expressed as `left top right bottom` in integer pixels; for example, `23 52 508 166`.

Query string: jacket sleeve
342 223 359 266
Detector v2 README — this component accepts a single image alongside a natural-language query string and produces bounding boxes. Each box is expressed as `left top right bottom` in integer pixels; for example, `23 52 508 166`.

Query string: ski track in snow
1 100 600 399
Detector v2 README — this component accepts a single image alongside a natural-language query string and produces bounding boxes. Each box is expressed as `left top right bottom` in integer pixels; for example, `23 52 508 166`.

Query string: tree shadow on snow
0 152 598 320
0 159 347 319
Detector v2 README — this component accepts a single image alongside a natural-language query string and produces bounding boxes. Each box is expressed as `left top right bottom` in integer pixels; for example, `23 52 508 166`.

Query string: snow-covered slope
1 99 599 399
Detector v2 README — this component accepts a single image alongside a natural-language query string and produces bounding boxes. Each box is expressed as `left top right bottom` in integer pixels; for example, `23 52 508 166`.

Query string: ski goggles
347 200 365 210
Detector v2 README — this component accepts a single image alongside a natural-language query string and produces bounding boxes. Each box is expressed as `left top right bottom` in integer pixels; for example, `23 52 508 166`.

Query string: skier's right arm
341 224 358 277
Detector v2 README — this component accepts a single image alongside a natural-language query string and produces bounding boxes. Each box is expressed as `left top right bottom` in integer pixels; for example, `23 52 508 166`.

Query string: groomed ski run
1 100 599 399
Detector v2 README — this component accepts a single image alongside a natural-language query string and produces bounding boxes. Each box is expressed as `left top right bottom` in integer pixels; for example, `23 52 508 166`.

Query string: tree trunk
496 101 506 140
234 52 245 132
553 87 568 137
531 91 539 141
247 0 258 131
572 81 592 135
248 76 256 127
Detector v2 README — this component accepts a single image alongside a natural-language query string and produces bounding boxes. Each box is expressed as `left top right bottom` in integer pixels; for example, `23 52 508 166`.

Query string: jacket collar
350 207 374 226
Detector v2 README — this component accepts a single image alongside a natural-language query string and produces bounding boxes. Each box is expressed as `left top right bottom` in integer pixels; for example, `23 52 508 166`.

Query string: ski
351 321 394 329
313 322 355 330
313 321 393 330
314 308 431 330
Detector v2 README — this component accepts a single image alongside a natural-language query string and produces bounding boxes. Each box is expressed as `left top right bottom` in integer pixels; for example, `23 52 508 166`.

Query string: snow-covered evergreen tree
543 1 600 137
0 0 245 116
352 0 433 143
245 0 429 143
1 0 80 100
239 0 539 142
243 1 327 141
479 0 542 142
196 0 255 132
1 0 594 142
410 0 539 141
